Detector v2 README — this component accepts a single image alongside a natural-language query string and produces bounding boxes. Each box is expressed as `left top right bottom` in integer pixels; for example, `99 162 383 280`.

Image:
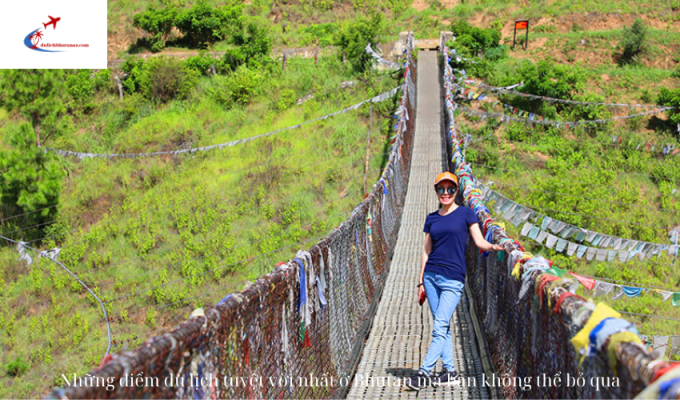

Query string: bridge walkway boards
347 50 491 399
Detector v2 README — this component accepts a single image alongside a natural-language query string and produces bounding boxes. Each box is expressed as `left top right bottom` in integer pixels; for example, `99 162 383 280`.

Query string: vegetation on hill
446 15 680 341
0 3 404 395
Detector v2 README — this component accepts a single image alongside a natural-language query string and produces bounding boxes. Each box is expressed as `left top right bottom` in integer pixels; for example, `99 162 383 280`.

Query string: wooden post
115 74 124 100
342 51 347 66
314 50 318 65
282 54 287 72
363 106 372 196
211 64 217 76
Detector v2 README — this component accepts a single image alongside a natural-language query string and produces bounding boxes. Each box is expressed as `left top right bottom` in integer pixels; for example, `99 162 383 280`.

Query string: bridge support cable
442 38 679 398
48 34 417 399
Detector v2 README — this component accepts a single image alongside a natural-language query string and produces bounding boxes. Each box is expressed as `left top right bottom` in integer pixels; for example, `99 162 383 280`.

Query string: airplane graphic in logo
43 16 61 30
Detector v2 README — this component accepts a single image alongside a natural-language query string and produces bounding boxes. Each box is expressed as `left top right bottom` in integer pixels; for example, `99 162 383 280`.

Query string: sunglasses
435 186 457 195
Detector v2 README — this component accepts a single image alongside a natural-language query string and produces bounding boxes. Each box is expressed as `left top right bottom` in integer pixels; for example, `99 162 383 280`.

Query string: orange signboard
515 21 528 30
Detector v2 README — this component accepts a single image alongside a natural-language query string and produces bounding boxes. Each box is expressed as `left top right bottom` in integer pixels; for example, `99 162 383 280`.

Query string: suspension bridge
48 34 679 399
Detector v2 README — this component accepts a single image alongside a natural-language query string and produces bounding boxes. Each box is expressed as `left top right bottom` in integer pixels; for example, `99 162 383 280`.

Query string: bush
5 357 29 377
515 59 585 101
618 19 647 65
120 56 146 95
657 87 680 132
175 0 242 48
139 57 200 103
186 52 224 76
568 92 611 131
276 89 296 111
671 65 680 79
132 5 178 52
210 66 264 107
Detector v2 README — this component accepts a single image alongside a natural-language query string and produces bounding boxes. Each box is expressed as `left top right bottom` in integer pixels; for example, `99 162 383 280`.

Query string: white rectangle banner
0 0 106 68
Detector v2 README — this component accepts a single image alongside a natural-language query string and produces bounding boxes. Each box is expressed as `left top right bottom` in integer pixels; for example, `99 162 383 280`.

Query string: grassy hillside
0 52 401 397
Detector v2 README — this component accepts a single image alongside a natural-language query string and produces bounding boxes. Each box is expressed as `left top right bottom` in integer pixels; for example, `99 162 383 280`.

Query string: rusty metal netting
48 35 417 400
441 43 677 399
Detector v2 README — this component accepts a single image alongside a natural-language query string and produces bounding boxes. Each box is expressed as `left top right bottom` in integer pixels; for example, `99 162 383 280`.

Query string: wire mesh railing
47 34 416 400
441 40 680 398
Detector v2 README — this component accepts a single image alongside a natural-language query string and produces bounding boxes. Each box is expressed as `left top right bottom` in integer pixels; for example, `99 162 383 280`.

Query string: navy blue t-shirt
423 207 479 283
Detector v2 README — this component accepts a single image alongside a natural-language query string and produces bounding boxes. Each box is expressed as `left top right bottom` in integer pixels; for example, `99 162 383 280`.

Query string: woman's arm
418 233 432 298
469 223 504 252
420 233 432 285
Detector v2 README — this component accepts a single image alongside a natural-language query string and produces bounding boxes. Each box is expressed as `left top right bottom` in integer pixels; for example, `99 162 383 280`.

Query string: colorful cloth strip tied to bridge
442 40 680 399
48 33 418 399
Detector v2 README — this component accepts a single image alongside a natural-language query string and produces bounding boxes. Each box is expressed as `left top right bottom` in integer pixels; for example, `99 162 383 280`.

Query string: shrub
657 87 680 132
132 5 178 52
5 357 29 377
671 65 680 79
174 0 242 48
276 89 296 111
139 57 200 103
211 66 264 107
120 56 146 94
568 92 611 132
515 59 585 101
186 52 224 76
618 19 647 65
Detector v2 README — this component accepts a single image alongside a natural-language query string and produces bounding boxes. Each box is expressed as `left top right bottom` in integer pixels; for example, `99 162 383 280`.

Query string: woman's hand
418 284 425 298
490 244 504 252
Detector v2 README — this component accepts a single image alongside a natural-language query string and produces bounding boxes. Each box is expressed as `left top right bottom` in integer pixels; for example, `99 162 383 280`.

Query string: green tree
618 19 647 65
0 70 66 147
132 5 178 52
335 14 385 74
175 0 242 48
0 125 63 240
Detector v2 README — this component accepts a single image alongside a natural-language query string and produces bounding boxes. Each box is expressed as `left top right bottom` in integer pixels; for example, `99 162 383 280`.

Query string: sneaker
404 370 432 391
433 369 461 387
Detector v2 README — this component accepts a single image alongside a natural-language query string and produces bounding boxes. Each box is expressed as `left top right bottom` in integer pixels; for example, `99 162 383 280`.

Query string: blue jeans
420 271 464 374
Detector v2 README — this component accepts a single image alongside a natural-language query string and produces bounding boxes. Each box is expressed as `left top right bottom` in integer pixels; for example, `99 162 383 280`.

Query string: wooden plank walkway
347 51 491 399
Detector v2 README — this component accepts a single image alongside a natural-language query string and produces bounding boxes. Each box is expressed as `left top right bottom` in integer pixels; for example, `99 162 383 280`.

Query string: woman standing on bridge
405 171 503 391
